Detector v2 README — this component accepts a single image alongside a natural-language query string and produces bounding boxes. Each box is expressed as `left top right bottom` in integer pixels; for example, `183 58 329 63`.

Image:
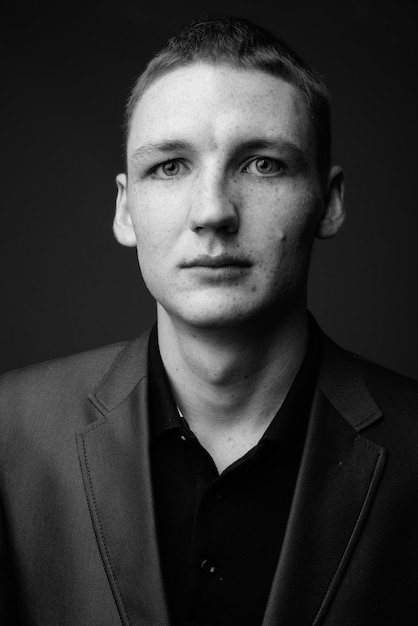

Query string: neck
157 306 309 449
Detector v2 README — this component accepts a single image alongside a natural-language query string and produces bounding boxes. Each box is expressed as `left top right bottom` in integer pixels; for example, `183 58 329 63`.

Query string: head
124 16 332 184
114 17 344 331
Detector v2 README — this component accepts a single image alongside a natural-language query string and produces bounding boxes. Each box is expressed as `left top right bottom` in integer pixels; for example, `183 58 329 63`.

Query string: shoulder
320 334 418 456
0 331 152 479
319 328 418 410
0 331 151 432
0 341 127 401
354 353 418 450
349 350 418 410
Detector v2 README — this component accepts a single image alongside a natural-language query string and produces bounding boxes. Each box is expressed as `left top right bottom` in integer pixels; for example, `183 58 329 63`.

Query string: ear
113 173 138 247
316 165 345 239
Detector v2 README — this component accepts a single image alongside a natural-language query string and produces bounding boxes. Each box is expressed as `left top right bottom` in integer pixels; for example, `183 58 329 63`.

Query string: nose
188 169 239 234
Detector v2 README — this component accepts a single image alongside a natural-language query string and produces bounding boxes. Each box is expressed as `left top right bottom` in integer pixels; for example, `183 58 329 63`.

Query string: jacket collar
263 331 386 625
89 329 151 415
89 325 383 433
79 325 386 626
318 332 383 431
78 328 170 626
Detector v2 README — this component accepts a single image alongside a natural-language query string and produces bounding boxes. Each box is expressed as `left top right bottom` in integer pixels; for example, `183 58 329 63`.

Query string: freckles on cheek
129 198 161 241
132 187 184 237
264 225 287 252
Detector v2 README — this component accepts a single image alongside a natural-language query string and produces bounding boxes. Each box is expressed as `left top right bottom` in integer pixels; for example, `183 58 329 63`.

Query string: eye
244 157 283 177
152 159 187 179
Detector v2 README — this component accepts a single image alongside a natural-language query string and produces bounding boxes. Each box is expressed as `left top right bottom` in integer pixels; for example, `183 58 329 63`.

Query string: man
1 15 418 626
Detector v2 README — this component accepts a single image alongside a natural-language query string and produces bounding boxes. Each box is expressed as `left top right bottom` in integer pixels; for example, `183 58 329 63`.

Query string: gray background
1 0 417 378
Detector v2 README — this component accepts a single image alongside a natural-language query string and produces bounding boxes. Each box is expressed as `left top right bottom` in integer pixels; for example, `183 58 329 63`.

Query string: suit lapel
75 326 387 626
263 336 387 626
76 331 170 626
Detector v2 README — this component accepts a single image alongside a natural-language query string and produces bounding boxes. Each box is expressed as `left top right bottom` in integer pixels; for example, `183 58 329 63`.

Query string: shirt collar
148 325 184 440
148 320 321 447
261 324 320 448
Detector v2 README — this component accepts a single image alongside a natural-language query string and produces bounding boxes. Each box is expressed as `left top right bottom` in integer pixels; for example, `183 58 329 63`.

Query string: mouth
181 254 252 269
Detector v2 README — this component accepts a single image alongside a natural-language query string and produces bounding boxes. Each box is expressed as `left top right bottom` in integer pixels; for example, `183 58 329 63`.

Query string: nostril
190 214 239 234
188 202 239 233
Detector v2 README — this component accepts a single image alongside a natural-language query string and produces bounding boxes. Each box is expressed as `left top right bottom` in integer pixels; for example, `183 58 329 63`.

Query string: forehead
127 63 314 156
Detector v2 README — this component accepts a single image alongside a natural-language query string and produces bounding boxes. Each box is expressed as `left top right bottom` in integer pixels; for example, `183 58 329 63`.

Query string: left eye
153 160 186 178
244 157 283 176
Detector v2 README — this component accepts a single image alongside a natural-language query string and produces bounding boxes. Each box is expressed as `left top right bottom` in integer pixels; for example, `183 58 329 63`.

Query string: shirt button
180 434 187 441
201 560 216 576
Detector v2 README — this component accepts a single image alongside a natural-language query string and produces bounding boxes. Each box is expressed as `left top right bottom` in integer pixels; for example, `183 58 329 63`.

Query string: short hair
124 16 331 179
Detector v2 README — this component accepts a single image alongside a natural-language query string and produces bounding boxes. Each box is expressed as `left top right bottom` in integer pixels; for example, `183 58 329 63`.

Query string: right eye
152 160 188 179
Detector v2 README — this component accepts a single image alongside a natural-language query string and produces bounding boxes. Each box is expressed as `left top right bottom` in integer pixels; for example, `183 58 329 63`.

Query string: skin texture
114 63 344 332
113 63 344 470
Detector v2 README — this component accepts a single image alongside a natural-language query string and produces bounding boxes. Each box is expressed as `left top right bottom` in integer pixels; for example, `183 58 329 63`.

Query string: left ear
316 165 345 239
113 173 138 247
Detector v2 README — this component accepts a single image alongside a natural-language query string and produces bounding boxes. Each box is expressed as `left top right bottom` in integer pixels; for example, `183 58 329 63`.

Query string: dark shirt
148 326 320 626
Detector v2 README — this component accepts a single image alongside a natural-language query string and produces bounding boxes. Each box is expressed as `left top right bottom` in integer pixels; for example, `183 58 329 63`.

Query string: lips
181 254 252 268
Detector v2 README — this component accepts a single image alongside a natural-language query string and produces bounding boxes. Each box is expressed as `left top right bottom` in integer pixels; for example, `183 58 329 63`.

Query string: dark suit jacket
1 327 418 625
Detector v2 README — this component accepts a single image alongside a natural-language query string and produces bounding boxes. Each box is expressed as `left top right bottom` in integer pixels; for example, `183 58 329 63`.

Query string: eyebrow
130 136 311 166
130 140 194 164
237 137 311 166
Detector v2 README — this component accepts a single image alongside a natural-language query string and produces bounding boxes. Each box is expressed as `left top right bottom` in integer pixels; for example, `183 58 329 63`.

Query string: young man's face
115 63 343 329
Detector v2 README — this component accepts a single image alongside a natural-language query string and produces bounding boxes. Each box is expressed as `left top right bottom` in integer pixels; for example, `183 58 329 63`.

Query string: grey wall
2 1 417 378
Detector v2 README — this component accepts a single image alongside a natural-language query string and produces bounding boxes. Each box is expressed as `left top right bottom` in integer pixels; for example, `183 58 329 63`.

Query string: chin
158 296 252 329
155 281 304 329
165 295 282 330
180 309 250 329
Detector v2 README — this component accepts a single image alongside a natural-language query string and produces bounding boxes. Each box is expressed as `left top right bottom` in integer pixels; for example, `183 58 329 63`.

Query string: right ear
113 173 138 247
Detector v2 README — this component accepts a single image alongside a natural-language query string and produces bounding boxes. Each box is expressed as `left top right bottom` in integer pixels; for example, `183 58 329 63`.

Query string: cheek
249 190 322 279
274 188 322 247
129 186 185 246
251 203 317 258
129 205 178 291
128 194 168 251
